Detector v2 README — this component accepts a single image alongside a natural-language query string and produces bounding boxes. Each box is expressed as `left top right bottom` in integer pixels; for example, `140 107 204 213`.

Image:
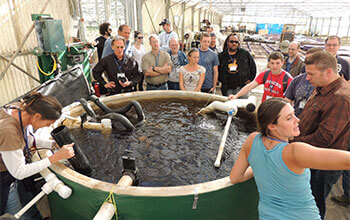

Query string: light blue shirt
198 49 219 89
102 38 132 58
247 134 320 220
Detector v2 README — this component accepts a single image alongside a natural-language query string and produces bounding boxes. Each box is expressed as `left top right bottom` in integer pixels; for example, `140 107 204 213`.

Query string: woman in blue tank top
229 97 350 220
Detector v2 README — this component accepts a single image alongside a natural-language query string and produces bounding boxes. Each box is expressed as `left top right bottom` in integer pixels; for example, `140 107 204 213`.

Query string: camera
117 73 128 83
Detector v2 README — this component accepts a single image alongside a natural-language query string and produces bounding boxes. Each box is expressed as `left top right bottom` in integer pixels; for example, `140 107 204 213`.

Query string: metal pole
0 0 51 81
136 0 143 32
181 2 185 40
336 17 341 36
0 55 40 83
308 16 313 36
320 18 324 36
191 6 195 31
165 0 170 19
327 17 332 36
314 17 318 35
95 0 100 24
143 0 157 33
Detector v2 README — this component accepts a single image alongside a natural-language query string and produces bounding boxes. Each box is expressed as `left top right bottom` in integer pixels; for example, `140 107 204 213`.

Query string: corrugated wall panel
0 0 72 106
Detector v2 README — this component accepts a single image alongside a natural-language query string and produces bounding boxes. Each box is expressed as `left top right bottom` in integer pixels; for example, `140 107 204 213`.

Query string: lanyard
268 72 283 93
266 136 288 143
304 81 313 100
165 32 172 44
155 51 160 66
124 41 129 54
114 56 125 72
18 111 29 150
227 51 235 64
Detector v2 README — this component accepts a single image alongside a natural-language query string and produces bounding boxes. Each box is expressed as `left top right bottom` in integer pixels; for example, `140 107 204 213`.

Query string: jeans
226 87 249 99
310 169 342 220
146 83 168 90
167 81 180 90
341 169 350 199
201 88 213 93
5 181 42 220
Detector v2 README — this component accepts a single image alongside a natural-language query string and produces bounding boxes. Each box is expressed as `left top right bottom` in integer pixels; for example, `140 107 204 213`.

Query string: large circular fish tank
46 91 259 220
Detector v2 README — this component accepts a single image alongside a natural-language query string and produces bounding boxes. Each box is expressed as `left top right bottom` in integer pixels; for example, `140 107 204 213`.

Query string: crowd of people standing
92 19 350 219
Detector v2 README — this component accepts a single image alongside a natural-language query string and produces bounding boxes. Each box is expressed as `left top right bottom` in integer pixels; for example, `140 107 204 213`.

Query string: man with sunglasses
324 35 349 81
219 34 256 96
95 22 112 61
93 36 142 95
102 24 133 58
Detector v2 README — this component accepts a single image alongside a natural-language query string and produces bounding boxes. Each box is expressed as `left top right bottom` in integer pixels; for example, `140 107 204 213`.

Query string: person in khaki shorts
142 34 172 90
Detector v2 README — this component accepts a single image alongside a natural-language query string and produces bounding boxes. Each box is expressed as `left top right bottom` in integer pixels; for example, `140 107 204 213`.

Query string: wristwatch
152 66 156 72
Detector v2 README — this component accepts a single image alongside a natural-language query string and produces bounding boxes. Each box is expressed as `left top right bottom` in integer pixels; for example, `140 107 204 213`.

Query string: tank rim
50 90 251 196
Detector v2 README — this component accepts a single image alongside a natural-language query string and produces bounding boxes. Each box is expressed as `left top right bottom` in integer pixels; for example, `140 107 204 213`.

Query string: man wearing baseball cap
159 18 178 52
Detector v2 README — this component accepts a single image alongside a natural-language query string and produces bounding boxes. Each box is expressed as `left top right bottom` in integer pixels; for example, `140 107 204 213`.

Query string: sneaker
331 195 350 206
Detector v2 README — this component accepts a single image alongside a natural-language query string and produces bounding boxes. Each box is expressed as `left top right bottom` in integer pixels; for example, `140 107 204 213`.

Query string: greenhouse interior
0 0 349 220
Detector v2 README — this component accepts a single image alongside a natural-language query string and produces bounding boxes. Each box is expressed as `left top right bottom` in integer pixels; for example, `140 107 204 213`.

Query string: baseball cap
279 40 290 54
159 18 171 26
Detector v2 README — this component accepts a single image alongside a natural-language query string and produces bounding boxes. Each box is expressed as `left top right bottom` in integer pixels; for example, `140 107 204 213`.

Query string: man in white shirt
159 19 178 52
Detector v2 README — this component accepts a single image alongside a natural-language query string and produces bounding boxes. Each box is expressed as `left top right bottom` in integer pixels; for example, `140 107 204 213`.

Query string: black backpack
262 70 290 93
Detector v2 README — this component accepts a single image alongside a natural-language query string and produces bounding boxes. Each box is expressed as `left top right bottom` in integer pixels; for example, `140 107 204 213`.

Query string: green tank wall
48 173 259 220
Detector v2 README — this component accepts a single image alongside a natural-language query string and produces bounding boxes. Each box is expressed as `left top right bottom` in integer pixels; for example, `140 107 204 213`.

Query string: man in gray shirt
198 32 220 93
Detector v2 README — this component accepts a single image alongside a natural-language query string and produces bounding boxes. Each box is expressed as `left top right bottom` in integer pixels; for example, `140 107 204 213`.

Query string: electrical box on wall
33 14 65 53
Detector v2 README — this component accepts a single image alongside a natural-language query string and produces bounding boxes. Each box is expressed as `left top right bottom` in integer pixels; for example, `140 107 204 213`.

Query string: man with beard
218 34 256 96
95 22 112 61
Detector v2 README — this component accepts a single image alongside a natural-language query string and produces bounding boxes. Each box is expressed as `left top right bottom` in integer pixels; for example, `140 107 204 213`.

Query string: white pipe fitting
93 202 115 220
198 96 257 114
101 118 112 130
31 152 72 199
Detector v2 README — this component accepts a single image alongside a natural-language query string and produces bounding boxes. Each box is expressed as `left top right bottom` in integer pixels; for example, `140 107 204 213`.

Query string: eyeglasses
138 36 144 39
115 46 124 49
326 44 338 47
229 40 239 44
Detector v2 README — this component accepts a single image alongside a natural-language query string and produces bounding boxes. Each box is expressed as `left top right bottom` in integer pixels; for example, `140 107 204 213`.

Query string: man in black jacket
218 34 256 96
93 36 142 95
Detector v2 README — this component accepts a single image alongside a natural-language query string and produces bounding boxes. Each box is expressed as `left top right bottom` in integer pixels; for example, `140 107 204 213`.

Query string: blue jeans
5 181 42 220
342 169 350 199
310 169 342 220
146 83 168 90
167 81 180 90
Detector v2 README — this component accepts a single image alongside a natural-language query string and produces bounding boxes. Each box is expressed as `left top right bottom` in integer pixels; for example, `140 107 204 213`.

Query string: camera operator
93 36 142 95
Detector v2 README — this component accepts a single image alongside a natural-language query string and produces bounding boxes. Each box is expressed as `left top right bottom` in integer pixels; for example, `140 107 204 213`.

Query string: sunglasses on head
229 40 239 44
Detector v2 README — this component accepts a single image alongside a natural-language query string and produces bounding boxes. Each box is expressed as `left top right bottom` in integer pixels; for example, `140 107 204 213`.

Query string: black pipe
79 98 97 120
112 101 144 122
98 113 135 131
51 125 92 176
89 95 112 113
90 95 144 122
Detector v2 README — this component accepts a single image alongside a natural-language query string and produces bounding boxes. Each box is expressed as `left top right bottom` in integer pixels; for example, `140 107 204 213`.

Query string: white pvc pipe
93 174 133 220
31 152 72 199
214 107 238 168
14 191 46 219
198 96 257 115
14 180 56 219
93 202 115 220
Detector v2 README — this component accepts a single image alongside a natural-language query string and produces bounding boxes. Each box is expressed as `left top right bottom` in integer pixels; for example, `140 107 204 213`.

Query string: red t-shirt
255 70 293 102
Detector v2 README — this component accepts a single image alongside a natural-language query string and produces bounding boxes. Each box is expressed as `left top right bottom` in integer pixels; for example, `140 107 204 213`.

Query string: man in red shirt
228 51 293 102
